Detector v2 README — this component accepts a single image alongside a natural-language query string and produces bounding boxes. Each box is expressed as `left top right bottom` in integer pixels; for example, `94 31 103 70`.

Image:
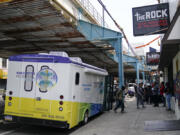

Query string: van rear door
19 62 54 114
34 64 53 114
19 63 36 112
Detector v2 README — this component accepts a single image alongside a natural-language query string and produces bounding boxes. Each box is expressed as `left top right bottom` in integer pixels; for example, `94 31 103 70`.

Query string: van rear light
59 101 63 105
9 97 12 101
60 95 64 99
8 102 12 106
59 107 63 111
9 91 13 95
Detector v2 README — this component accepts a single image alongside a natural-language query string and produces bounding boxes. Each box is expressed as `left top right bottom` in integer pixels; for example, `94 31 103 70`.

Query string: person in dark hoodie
136 83 145 109
153 82 160 107
114 86 125 113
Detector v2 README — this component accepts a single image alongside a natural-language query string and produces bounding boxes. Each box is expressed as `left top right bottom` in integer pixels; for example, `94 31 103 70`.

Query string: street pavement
0 96 179 135
70 96 179 135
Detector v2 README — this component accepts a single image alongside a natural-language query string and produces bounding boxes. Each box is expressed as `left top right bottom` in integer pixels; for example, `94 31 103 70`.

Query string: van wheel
83 111 88 124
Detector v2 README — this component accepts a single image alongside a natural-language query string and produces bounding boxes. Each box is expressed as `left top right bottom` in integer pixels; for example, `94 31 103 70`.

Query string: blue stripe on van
9 54 107 73
90 103 103 116
9 54 71 63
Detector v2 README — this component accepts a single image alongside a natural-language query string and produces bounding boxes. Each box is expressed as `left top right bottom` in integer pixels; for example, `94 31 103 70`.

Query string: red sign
146 52 160 65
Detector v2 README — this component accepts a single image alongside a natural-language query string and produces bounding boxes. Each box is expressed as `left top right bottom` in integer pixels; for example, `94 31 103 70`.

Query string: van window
24 65 34 91
75 72 80 85
39 66 49 93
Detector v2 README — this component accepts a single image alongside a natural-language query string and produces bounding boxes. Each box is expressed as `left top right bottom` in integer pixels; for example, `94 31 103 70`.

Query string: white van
4 52 108 128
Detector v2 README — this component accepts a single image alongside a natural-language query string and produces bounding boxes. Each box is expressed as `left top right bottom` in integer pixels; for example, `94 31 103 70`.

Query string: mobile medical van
4 52 108 128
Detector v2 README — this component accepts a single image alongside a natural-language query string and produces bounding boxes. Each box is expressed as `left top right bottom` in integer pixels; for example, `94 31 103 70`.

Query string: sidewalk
70 97 179 135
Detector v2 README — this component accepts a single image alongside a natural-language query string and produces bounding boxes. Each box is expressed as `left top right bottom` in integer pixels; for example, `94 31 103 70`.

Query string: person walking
114 86 125 113
160 82 166 107
153 82 160 107
165 82 172 111
146 84 153 104
136 82 145 109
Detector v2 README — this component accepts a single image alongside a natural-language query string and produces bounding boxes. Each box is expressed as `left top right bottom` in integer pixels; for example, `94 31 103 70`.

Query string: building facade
159 0 180 119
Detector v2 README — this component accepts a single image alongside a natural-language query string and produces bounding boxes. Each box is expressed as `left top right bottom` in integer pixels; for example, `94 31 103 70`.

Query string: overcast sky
91 0 161 54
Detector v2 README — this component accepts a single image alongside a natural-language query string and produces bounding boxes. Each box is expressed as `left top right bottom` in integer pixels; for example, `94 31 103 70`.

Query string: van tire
83 111 88 124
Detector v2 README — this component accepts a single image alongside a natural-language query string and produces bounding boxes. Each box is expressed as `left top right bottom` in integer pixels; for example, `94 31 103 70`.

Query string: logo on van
36 68 57 92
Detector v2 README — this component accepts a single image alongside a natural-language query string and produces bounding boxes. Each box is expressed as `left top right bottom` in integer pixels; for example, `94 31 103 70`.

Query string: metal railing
76 0 109 28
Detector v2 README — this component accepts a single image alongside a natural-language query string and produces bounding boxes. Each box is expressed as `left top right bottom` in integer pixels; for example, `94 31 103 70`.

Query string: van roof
9 54 107 73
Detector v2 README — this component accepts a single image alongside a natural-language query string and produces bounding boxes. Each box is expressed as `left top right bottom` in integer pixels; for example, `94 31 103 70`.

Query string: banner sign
132 3 170 36
146 52 160 65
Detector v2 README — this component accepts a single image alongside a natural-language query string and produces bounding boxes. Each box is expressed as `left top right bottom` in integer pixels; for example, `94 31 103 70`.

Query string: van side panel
80 73 104 117
68 64 105 125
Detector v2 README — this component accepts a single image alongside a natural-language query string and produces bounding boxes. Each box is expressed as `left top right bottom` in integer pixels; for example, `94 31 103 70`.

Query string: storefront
159 5 180 119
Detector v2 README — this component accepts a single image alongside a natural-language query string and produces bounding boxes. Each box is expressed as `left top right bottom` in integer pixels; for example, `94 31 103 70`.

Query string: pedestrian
114 86 125 113
144 84 149 104
146 84 153 104
165 82 172 111
153 82 160 107
151 82 155 104
136 82 145 109
160 82 166 107
134 84 137 96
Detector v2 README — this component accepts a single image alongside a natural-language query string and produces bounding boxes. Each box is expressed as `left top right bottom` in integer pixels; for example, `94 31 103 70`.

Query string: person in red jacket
160 82 166 107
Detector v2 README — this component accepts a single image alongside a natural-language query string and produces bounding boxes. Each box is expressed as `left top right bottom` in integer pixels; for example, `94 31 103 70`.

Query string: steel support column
136 62 140 85
103 75 114 111
142 72 145 84
116 37 124 88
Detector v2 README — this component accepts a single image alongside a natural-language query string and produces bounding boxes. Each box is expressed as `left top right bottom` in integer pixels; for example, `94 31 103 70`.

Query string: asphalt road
0 122 73 135
0 115 102 135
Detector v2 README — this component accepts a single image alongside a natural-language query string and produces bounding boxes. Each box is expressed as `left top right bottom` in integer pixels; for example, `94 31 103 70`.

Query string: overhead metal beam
77 20 124 88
